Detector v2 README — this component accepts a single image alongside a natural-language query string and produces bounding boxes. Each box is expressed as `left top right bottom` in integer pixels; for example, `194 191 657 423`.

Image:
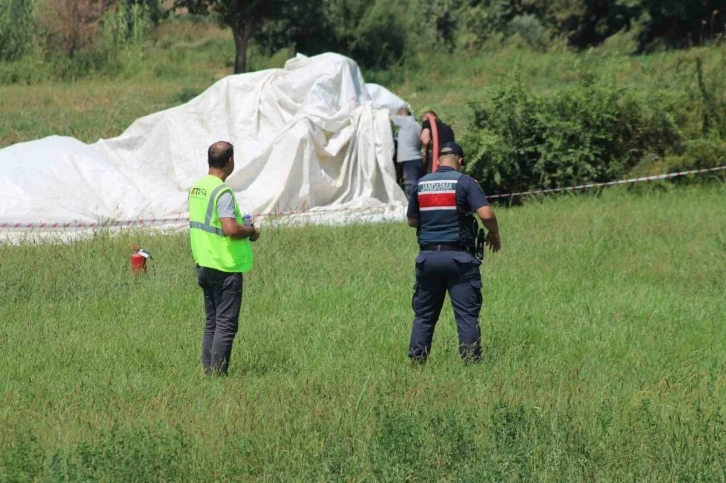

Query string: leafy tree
257 0 409 70
460 0 725 50
463 70 684 197
635 0 726 49
126 0 169 25
38 0 110 58
174 0 300 73
0 0 37 61
254 1 329 59
327 0 407 69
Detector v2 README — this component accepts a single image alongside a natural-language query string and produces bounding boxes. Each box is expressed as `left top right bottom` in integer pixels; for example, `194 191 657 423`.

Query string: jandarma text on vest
418 180 458 193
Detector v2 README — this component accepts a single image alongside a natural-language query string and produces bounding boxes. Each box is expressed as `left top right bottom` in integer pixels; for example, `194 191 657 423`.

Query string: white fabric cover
0 53 407 227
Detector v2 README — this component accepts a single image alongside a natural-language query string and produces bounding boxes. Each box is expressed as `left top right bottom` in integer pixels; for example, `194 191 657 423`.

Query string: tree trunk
232 27 249 74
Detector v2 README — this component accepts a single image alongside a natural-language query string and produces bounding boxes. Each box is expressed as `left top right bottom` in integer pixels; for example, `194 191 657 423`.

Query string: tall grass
1 186 725 480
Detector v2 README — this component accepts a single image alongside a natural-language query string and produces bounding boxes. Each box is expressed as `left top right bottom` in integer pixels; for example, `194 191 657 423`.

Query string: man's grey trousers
196 265 243 375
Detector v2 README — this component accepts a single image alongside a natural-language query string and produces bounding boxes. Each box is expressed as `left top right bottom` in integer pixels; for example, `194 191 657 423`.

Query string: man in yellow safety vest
188 141 260 375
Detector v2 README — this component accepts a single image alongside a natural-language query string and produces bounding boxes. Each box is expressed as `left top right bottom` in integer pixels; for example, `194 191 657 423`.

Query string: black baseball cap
439 142 464 158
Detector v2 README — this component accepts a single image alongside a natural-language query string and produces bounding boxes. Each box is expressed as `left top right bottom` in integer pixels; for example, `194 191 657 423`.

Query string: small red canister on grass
130 244 152 274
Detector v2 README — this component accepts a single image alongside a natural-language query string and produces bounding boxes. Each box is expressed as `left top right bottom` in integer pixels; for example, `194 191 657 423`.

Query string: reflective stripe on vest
188 221 224 236
189 175 253 273
416 170 474 248
188 184 229 236
418 178 459 211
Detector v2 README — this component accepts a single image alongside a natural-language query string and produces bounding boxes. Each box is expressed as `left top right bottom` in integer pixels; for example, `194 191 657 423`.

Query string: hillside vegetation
2 0 726 195
3 0 725 73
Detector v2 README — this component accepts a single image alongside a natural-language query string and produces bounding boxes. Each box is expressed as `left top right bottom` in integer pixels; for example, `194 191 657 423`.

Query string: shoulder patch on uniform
468 177 484 193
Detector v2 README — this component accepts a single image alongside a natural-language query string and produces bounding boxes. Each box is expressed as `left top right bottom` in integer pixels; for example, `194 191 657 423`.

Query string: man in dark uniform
406 142 501 362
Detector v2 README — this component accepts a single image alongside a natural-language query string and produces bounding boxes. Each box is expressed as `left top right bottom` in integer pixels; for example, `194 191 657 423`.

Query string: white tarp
0 53 408 230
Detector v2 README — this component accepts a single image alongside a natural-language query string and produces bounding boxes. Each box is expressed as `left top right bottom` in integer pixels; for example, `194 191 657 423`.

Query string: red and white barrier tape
0 217 188 230
486 165 726 199
1 166 723 230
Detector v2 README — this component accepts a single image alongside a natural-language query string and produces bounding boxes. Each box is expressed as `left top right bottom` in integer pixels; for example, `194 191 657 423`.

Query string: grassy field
2 20 725 481
2 185 725 481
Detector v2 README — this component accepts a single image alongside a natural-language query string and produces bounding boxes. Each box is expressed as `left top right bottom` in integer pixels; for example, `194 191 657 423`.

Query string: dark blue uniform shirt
406 166 489 219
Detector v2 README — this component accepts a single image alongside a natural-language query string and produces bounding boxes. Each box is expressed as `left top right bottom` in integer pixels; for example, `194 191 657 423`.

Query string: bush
343 0 407 69
0 0 150 83
37 0 106 59
507 14 549 51
98 0 150 76
0 0 36 61
463 70 684 196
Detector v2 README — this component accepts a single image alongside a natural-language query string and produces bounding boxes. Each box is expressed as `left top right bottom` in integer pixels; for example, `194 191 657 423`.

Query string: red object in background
130 252 147 274
130 244 152 274
424 112 440 172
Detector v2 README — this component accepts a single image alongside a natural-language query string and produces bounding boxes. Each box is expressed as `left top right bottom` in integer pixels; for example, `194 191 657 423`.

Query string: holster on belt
474 227 485 261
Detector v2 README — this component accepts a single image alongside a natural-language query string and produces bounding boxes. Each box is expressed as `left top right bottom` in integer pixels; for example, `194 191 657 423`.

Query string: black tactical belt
420 244 468 252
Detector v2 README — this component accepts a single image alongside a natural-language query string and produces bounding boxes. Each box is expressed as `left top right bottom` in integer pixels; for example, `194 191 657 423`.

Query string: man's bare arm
475 206 501 252
407 217 419 228
476 206 498 232
220 217 258 240
420 128 431 173
420 128 431 146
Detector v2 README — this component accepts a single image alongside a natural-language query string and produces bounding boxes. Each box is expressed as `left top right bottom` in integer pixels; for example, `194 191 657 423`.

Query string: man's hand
485 231 501 253
220 217 256 240
476 206 500 253
249 226 261 242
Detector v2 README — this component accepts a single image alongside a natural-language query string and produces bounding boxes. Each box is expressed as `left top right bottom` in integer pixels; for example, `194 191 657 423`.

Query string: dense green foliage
233 0 726 68
2 2 725 194
241 0 726 69
174 0 298 73
2 0 725 74
454 0 726 52
0 0 149 82
463 58 726 196
2 25 725 194
0 0 35 61
257 0 410 70
2 187 725 480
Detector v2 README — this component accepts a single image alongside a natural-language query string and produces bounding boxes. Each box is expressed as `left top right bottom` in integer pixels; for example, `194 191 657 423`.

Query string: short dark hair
422 110 438 120
439 141 464 158
208 141 233 168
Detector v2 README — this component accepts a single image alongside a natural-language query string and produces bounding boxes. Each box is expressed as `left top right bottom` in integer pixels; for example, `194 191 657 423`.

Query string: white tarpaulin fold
0 53 408 228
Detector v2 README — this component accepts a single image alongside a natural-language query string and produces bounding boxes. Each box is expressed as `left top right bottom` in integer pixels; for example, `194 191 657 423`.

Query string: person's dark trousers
401 159 424 197
196 265 243 375
409 250 483 362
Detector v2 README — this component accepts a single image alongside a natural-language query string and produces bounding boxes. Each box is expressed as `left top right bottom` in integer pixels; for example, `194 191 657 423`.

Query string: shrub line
486 165 726 199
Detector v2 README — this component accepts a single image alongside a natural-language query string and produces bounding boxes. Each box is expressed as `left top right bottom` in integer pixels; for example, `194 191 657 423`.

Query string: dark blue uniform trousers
409 250 483 361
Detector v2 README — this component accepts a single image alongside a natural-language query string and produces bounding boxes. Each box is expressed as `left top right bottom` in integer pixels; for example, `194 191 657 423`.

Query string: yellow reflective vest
188 175 253 273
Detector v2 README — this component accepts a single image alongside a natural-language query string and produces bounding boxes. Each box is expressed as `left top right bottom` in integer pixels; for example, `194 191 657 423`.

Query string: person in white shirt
390 106 423 196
